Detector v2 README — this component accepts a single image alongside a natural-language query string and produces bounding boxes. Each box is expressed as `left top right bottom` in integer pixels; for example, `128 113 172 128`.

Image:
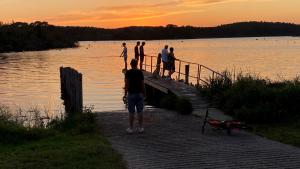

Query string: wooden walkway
143 71 232 121
97 109 300 169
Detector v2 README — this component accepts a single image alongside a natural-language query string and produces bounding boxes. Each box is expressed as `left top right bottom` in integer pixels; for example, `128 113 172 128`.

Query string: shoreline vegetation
1 21 300 53
199 72 300 147
0 105 125 169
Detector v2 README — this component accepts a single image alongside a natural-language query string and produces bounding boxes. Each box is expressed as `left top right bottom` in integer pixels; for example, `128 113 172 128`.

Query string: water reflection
0 37 299 115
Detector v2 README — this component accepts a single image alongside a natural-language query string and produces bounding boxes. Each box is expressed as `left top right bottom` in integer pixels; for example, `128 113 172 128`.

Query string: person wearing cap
124 59 145 134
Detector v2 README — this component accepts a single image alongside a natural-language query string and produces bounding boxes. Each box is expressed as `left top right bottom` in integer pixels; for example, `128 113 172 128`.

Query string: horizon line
1 20 300 29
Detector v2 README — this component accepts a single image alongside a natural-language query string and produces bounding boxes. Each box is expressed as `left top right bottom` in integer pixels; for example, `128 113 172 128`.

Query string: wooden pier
142 55 232 120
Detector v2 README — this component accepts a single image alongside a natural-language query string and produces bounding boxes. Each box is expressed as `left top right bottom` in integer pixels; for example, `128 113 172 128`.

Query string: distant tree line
0 21 78 53
1 21 300 53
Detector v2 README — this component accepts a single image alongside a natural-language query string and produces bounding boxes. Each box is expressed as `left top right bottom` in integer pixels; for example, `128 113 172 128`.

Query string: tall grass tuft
0 105 53 144
0 104 96 144
47 105 96 134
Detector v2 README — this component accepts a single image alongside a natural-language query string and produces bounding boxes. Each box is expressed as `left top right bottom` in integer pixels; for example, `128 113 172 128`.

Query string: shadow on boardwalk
97 108 300 169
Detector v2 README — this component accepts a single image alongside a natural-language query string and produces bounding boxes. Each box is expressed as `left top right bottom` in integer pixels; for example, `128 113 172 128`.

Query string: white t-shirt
162 48 168 62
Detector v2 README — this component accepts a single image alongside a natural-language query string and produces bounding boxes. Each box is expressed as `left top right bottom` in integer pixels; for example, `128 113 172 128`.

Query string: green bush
160 94 178 110
48 106 97 134
175 97 193 115
200 73 300 124
160 94 193 115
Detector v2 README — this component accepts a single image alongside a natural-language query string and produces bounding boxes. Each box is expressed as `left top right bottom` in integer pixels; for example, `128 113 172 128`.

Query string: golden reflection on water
0 37 300 114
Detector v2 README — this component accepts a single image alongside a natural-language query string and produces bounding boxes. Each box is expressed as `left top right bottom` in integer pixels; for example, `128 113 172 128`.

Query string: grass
253 121 300 148
0 133 125 169
0 105 126 169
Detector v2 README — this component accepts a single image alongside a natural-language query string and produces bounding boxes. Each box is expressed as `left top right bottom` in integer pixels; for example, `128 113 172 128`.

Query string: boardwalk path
97 109 300 169
97 72 300 169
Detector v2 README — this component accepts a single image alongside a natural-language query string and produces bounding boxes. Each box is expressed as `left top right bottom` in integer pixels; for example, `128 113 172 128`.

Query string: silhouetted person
120 42 128 70
168 47 177 79
124 59 145 134
139 42 146 70
152 53 162 78
134 41 140 61
161 45 169 77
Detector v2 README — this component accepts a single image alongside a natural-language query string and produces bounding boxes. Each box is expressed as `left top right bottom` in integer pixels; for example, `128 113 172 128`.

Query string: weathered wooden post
150 56 153 73
178 61 182 81
60 67 83 116
197 64 201 86
185 64 190 84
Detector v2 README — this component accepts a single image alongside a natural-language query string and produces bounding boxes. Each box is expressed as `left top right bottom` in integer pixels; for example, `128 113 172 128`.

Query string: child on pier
152 53 162 78
120 43 128 71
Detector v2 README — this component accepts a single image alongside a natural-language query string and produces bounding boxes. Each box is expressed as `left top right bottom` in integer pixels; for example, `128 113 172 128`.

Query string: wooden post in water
60 67 83 115
151 56 153 73
185 64 190 84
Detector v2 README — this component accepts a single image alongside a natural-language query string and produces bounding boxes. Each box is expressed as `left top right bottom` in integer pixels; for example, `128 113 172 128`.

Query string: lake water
0 37 300 115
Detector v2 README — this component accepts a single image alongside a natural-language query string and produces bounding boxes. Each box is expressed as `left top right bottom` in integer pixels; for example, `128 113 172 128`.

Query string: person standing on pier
120 42 128 71
152 53 162 78
134 41 140 61
139 42 146 70
124 59 145 134
168 47 177 79
161 45 169 77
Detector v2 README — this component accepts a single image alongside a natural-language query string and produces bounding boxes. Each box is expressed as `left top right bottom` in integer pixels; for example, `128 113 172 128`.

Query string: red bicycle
202 109 252 135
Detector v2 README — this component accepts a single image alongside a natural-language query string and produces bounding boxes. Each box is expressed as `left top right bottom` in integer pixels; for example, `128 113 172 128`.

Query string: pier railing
142 55 227 85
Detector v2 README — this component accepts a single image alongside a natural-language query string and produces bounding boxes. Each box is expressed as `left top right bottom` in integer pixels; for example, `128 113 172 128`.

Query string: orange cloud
13 0 294 28
43 0 227 26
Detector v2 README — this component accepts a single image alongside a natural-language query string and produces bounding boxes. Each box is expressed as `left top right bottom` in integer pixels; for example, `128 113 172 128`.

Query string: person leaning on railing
168 47 177 79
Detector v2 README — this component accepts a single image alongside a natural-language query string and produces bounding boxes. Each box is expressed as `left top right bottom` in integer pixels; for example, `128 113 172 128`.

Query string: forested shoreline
1 21 300 53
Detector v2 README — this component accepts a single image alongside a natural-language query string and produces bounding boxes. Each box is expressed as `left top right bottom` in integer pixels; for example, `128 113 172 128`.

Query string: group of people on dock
120 41 177 134
160 45 177 79
120 41 146 71
120 42 177 79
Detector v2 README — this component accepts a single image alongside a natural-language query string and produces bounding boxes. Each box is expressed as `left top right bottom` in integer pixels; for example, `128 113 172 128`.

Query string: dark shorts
127 93 144 114
135 55 139 60
163 61 168 70
168 62 175 71
140 55 144 63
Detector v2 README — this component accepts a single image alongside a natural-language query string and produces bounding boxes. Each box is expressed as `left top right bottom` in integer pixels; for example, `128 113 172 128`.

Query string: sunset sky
1 0 300 28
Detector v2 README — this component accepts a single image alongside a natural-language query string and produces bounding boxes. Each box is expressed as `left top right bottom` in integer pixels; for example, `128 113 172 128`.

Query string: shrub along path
97 108 300 169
